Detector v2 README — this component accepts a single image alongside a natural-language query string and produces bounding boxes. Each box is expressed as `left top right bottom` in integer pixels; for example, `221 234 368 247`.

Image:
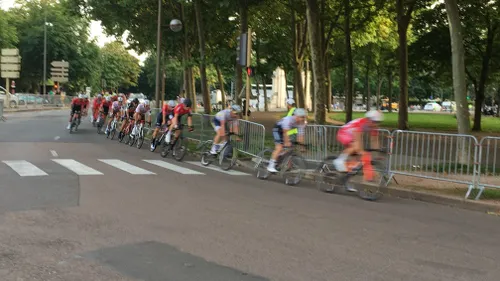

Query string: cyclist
67 94 84 129
131 100 151 136
333 110 383 172
82 94 90 117
111 93 118 102
119 98 139 139
92 94 104 125
285 98 296 116
98 96 112 126
165 98 194 144
267 108 307 173
209 105 242 155
106 96 124 134
150 100 176 150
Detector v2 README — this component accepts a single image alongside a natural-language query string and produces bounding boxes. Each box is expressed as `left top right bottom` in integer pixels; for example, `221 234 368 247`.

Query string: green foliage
0 9 18 48
100 41 141 90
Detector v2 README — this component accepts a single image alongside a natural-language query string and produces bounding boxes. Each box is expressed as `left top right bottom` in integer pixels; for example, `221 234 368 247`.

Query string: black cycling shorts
71 105 82 115
272 126 284 144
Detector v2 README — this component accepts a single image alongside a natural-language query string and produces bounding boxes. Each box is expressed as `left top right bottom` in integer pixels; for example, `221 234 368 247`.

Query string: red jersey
100 100 112 109
339 118 378 136
111 95 118 102
93 98 103 109
173 104 191 116
71 98 83 106
162 104 174 114
83 99 89 108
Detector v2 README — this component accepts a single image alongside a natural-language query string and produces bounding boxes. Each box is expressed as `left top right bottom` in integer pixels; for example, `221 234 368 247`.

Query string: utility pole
154 0 162 107
43 3 47 96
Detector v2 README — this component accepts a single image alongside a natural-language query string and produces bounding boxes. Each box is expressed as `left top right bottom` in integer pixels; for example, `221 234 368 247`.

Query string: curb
5 107 68 114
235 159 500 214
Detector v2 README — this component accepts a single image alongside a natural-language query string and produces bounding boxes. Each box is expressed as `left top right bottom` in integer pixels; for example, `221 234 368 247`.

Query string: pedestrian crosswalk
1 158 250 178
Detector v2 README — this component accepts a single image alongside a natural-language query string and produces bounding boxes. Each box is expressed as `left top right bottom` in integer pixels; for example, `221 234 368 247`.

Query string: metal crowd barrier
389 130 478 197
476 137 500 199
303 125 328 162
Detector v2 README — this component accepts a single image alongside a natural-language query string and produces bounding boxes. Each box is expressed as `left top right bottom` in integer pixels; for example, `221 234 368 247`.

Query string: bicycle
128 120 148 149
106 115 119 140
314 148 389 201
96 112 106 134
160 124 189 161
118 118 134 143
254 142 307 186
200 132 240 171
69 111 81 134
150 124 169 152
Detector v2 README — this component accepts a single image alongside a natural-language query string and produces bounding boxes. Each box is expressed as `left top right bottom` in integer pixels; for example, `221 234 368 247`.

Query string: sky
1 0 148 64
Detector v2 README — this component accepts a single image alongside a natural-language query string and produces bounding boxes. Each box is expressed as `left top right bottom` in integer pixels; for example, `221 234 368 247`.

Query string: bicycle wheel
173 138 186 161
219 143 237 171
345 160 386 201
160 143 170 158
254 149 273 180
200 152 216 166
136 134 144 149
118 131 125 142
281 154 306 186
110 123 117 140
315 157 343 193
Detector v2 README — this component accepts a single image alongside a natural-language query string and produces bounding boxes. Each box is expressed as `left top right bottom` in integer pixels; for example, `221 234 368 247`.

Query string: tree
444 0 470 135
100 41 141 91
194 0 210 113
306 0 326 124
0 9 18 49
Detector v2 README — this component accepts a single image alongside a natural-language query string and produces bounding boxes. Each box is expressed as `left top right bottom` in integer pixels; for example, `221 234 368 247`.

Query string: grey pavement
0 109 498 281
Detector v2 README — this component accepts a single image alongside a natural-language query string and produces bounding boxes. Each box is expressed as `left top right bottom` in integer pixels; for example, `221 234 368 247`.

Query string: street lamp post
43 11 47 96
154 0 182 108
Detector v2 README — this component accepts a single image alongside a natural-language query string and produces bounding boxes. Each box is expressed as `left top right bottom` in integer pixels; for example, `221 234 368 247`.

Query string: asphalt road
0 110 499 281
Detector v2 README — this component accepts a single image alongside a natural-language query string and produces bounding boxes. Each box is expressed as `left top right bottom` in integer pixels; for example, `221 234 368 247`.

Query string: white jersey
135 103 150 114
112 101 121 111
276 116 305 131
215 109 236 122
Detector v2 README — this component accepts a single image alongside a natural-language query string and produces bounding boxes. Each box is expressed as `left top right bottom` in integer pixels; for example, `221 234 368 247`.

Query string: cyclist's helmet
143 100 150 106
133 98 139 104
78 94 84 99
105 96 111 102
294 108 307 117
230 105 242 113
365 110 383 122
183 98 192 107
168 100 176 107
118 97 124 102
97 94 103 98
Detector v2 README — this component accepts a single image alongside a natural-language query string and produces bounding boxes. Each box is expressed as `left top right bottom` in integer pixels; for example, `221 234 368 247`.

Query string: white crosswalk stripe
2 159 251 177
185 161 250 176
99 159 156 175
3 160 48 176
142 160 204 175
52 159 103 175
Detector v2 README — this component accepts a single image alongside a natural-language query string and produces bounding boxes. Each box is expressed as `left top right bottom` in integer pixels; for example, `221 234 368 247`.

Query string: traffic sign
51 61 69 68
1 49 19 56
1 72 19 79
1 64 20 71
50 60 69 83
0 56 21 64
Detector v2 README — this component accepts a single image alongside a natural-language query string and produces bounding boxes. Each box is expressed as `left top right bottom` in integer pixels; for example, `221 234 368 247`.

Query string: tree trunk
235 0 248 106
306 0 326 124
216 65 226 108
344 0 353 122
194 0 210 114
445 0 470 136
310 61 315 114
304 60 309 110
181 3 192 100
388 70 393 113
256 79 261 111
396 0 412 130
263 75 269 111
189 67 196 110
364 47 372 111
472 24 496 131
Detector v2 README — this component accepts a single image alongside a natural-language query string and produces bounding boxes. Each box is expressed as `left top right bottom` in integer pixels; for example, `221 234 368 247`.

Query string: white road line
3 160 48 177
143 160 205 175
52 159 103 175
99 159 156 175
50 150 58 157
186 162 250 176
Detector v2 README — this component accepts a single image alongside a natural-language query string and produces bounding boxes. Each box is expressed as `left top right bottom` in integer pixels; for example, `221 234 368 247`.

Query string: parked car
424 102 442 111
0 86 19 108
15 93 47 105
441 101 456 112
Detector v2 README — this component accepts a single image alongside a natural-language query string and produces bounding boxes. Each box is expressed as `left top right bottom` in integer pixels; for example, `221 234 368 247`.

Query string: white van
0 86 19 108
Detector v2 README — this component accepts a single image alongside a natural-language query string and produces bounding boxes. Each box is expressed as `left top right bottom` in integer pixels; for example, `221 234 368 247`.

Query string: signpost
1 49 21 106
50 60 69 83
